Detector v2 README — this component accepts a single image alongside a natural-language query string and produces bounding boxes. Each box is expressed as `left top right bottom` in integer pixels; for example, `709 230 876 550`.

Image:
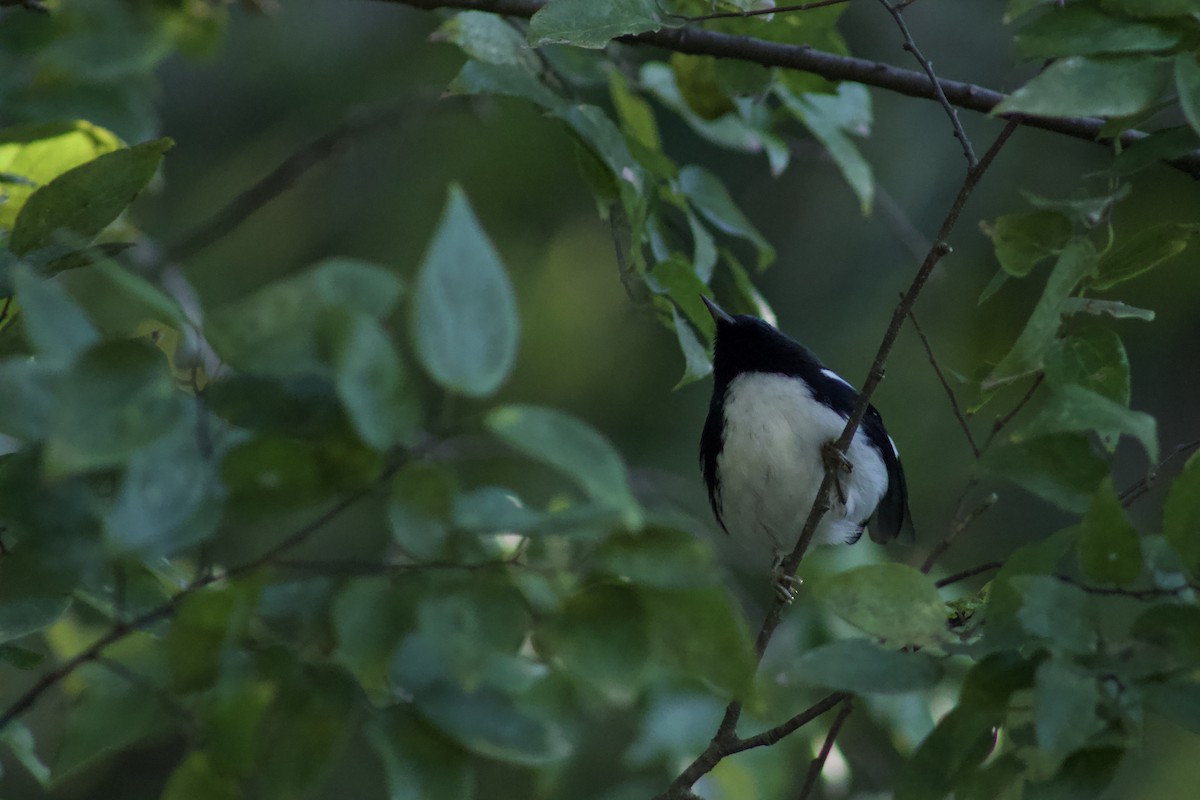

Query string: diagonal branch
385 0 1200 180
673 0 849 22
797 696 854 800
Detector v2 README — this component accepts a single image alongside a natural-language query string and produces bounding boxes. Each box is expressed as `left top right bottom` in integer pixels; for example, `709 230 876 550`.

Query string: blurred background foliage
1 0 1200 799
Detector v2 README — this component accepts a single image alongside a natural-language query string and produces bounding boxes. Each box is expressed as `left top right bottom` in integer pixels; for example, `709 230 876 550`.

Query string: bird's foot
771 554 803 604
822 441 853 505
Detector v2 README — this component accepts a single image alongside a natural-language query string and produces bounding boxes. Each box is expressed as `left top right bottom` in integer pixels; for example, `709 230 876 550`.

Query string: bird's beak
701 295 734 325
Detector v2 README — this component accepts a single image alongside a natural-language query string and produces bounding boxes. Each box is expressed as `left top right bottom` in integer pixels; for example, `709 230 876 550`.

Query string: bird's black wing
699 393 729 534
862 404 914 544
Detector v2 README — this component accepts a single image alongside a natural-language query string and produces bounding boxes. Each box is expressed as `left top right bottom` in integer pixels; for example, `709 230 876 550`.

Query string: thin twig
383 0 1200 180
935 560 1002 589
919 491 997 573
674 0 849 23
797 696 853 800
877 0 976 166
1118 437 1200 507
982 374 1044 453
660 692 848 796
1055 573 1195 600
165 100 423 265
907 305 980 458
0 450 416 734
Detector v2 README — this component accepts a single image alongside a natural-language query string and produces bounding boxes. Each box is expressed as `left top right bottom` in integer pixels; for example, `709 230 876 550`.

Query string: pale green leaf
812 563 948 647
0 121 122 229
1013 384 1158 460
412 184 519 398
10 138 173 255
1060 297 1155 321
1092 222 1200 289
787 638 943 694
982 210 1072 277
415 685 572 766
1077 477 1143 585
983 434 1108 513
486 404 642 528
1163 451 1200 577
985 238 1098 389
995 57 1171 119
1016 6 1180 59
529 0 662 48
679 165 774 269
1034 659 1103 759
1043 326 1129 405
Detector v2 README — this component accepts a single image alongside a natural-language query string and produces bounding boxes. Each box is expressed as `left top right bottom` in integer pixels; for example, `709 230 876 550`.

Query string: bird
698 296 913 597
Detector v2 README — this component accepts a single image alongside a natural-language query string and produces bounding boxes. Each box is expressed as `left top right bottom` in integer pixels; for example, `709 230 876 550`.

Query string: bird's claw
822 441 852 505
771 555 803 603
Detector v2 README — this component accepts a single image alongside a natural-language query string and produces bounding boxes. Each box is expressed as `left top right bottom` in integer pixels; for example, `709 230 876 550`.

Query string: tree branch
0 450 416 734
385 0 1200 180
907 305 979 458
672 0 849 23
797 696 853 800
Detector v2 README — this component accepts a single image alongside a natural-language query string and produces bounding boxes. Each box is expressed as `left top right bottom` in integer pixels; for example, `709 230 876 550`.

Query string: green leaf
985 237 1097 388
448 59 566 111
220 436 326 511
1 721 51 786
1035 658 1103 759
678 165 775 270
1131 603 1200 668
1059 297 1155 321
1077 478 1143 586
529 0 662 48
415 684 572 766
104 424 224 557
1044 326 1129 405
536 583 649 701
1164 451 1200 577
486 404 642 528
651 255 715 341
55 662 170 778
591 526 719 589
205 374 347 439
207 259 402 377
994 56 1171 119
167 584 257 693
1024 747 1125 800
161 752 240 800
432 11 538 69
982 529 1077 650
0 358 56 440
984 434 1108 513
610 69 661 152
1112 126 1200 175
1093 222 1200 289
332 578 412 698
641 586 756 699
982 210 1072 277
1012 575 1097 653
412 185 519 398
416 576 531 688
0 121 122 229
1013 384 1158 459
0 644 46 670
1015 6 1180 59
323 309 417 451
786 638 943 694
365 709 473 800
44 339 186 477
389 463 453 560
778 86 875 214
12 264 100 366
812 563 948 647
452 487 543 533
0 596 71 644
10 138 173 255
896 654 1034 800
1144 682 1200 734
669 305 712 388
253 664 356 800
1101 0 1200 19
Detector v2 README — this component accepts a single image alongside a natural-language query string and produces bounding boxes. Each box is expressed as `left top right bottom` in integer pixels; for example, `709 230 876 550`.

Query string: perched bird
699 297 912 593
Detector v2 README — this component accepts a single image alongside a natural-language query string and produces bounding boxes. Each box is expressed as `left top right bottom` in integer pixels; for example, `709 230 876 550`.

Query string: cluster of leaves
1 1 1200 800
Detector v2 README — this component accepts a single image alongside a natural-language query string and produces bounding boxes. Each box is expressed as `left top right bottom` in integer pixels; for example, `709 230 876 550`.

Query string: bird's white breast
716 372 889 559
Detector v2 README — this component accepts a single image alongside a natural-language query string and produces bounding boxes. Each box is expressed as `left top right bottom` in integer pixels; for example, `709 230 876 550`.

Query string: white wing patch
820 368 855 390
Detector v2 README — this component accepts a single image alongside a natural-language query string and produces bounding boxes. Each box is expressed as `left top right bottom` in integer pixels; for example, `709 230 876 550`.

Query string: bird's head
701 296 822 379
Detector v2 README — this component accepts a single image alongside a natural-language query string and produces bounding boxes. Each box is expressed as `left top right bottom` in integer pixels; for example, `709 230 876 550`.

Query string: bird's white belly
717 373 888 557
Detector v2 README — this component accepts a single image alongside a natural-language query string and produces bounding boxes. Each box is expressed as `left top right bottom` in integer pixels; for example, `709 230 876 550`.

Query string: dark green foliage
1 1 1199 799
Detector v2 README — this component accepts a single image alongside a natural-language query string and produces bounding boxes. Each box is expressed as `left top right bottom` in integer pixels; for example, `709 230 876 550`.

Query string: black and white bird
699 297 913 588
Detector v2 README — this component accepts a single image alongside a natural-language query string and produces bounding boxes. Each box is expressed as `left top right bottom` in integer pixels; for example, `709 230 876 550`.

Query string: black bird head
702 296 824 383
